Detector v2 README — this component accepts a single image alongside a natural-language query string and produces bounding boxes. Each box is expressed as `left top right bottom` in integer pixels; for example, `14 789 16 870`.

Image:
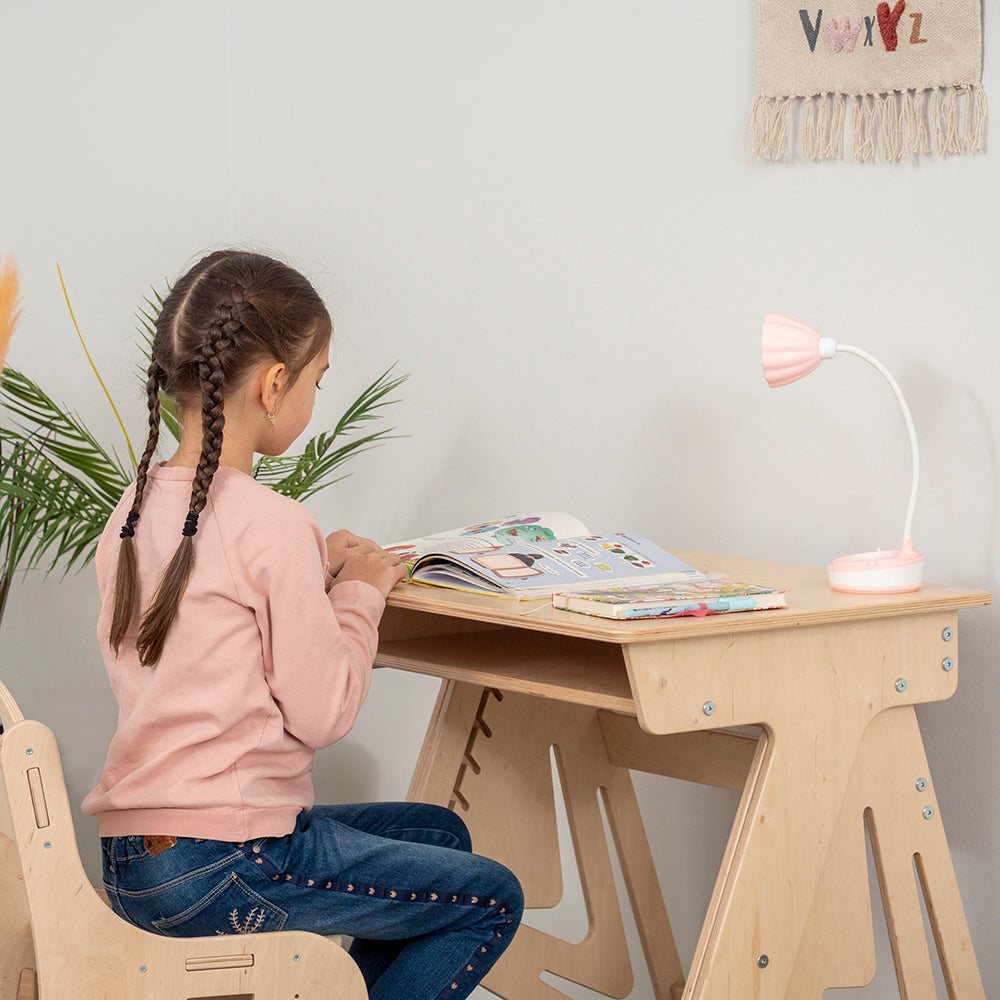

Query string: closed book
551 579 787 620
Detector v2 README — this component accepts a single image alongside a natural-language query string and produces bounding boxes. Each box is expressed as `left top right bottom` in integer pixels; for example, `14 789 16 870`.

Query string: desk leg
669 711 883 999
408 680 684 1000
785 705 984 999
623 613 974 1000
863 706 984 1000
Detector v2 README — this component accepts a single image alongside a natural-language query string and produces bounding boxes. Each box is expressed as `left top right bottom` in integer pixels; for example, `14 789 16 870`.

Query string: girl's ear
259 361 287 415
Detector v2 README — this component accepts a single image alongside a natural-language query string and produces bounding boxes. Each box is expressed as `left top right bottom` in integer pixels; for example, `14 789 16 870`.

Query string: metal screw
139 966 147 973
293 954 301 962
942 627 954 641
43 842 51 850
942 657 954 672
915 777 928 792
922 806 935 820
757 954 770 969
895 678 908 693
702 701 716 717
25 748 33 756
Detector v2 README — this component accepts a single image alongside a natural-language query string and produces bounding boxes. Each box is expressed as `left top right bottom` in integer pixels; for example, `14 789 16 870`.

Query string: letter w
799 9 823 52
826 17 863 52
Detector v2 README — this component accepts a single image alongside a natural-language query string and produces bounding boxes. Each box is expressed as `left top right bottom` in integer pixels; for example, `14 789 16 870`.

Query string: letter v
799 9 823 52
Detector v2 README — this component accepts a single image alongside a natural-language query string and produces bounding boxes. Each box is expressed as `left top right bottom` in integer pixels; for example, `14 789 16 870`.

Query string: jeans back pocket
152 872 288 937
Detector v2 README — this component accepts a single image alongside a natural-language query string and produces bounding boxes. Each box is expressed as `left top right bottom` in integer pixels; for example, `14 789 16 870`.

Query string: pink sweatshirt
82 463 385 841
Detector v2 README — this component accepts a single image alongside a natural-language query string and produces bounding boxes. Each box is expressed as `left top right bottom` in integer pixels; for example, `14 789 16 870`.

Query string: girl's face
265 341 331 456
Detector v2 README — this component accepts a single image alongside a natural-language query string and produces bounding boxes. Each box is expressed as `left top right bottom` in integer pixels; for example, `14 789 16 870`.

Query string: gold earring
267 411 277 426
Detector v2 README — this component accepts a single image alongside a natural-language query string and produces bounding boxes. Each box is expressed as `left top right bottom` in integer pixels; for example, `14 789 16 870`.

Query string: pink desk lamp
761 313 924 593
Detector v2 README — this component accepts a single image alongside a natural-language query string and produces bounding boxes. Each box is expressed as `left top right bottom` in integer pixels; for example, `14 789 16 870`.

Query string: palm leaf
0 368 132 505
0 370 131 593
252 367 408 500
0 429 118 580
57 263 137 467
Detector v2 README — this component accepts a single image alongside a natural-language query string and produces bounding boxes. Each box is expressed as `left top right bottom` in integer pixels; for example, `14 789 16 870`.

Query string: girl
83 249 523 1000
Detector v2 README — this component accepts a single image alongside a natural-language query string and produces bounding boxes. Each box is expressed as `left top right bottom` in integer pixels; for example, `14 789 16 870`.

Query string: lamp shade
762 313 829 388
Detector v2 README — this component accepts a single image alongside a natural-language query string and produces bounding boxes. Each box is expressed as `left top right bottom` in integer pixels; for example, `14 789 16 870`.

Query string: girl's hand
326 529 380 576
334 547 407 598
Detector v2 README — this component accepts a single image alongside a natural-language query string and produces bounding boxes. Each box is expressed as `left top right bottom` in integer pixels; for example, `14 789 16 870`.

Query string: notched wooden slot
26 767 50 828
184 954 255 972
186 994 253 1000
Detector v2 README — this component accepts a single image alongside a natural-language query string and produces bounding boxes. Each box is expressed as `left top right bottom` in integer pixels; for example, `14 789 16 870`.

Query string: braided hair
109 250 332 666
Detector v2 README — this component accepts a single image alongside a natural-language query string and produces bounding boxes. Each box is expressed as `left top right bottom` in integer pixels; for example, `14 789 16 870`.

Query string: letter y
877 1 906 52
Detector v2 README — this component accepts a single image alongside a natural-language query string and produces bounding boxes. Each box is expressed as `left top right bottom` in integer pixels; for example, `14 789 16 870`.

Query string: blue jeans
101 802 523 1000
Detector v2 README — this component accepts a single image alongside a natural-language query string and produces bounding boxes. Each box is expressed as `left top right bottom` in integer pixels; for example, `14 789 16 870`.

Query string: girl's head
110 249 332 665
151 249 331 431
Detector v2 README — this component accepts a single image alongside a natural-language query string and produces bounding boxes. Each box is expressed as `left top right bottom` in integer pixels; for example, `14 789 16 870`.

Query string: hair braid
190 315 237 517
134 316 239 666
108 361 166 655
110 249 332 664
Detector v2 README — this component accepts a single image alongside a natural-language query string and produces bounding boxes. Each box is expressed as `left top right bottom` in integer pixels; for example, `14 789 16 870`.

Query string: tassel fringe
750 83 987 161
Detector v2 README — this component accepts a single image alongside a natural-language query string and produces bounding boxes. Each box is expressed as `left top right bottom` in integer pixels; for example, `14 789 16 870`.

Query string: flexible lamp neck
834 343 920 545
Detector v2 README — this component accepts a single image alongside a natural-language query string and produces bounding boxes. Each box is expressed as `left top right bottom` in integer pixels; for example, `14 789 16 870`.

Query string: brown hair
109 250 332 665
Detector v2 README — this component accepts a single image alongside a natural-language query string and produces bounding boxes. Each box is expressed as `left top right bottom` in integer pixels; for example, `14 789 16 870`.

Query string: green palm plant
0 280 407 626
0 369 134 619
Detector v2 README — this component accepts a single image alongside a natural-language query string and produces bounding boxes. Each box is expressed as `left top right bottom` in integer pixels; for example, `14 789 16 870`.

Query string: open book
384 513 702 599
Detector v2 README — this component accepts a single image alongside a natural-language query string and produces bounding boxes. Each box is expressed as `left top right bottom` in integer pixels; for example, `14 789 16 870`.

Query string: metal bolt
942 657 954 672
757 954 770 969
915 777 928 792
895 678 908 693
922 806 935 820
942 627 954 641
702 701 716 717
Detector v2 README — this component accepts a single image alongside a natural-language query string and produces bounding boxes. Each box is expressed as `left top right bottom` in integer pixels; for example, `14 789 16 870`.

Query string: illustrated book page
384 514 702 599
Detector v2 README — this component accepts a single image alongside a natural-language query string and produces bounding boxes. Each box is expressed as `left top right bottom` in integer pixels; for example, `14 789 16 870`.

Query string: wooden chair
0 678 367 1000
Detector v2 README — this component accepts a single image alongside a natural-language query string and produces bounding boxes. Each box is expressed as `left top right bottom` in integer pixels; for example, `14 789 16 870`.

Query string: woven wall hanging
749 1 987 161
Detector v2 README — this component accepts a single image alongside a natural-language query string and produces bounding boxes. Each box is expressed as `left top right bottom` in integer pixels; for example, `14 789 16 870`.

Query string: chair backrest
0 679 24 842
0 679 37 1000
0 678 23 735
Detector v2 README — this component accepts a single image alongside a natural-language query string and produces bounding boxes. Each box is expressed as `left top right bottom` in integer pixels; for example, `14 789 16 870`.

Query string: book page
409 532 702 598
384 513 591 568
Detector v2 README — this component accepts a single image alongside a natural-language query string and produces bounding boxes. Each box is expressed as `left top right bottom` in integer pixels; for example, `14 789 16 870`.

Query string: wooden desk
375 551 991 1000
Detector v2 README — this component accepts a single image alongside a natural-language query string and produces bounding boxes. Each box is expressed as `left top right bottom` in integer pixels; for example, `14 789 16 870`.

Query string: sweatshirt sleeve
244 504 386 750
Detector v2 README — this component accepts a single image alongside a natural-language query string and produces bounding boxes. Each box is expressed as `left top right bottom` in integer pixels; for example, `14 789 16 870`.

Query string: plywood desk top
382 549 991 644
378 550 990 726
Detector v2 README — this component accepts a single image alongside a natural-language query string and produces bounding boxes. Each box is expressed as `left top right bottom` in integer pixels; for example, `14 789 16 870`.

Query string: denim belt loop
102 838 117 876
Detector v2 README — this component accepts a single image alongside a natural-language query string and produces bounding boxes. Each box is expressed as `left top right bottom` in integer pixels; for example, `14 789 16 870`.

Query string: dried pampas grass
0 255 22 373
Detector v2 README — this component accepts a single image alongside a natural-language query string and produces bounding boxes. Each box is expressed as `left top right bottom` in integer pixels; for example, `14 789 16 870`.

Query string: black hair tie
182 511 200 537
119 512 139 539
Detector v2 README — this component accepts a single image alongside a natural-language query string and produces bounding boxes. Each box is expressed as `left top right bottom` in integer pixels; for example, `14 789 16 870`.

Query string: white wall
2 3 997 997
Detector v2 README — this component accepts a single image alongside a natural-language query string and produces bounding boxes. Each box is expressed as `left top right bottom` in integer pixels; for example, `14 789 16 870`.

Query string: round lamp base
826 548 925 594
